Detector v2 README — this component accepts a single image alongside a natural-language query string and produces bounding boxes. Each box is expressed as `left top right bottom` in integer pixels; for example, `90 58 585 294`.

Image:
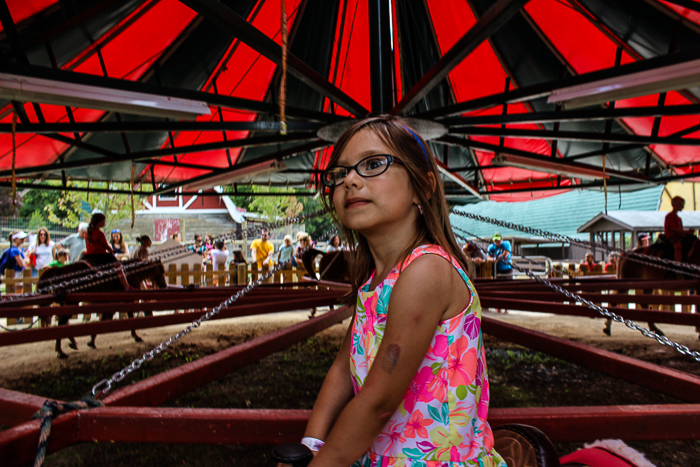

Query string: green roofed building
450 186 664 261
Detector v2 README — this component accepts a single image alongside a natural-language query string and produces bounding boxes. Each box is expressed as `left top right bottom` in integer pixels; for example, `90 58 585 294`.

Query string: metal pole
368 0 393 114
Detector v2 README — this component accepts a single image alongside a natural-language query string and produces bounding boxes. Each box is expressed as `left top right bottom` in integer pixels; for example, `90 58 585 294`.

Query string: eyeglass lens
323 155 392 187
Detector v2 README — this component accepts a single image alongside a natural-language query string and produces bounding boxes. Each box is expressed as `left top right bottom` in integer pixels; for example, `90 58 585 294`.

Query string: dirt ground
2 308 700 466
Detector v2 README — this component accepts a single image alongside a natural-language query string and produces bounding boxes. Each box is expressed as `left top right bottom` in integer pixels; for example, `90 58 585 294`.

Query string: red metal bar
0 290 343 319
476 279 700 292
104 306 353 407
0 413 79 467
63 286 325 303
480 290 700 306
482 317 700 402
479 297 700 326
0 389 51 427
0 296 342 347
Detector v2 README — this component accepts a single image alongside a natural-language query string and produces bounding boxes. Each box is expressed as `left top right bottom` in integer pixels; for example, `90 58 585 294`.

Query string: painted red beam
0 295 56 309
479 297 700 326
480 290 700 306
63 286 325 303
0 307 352 467
0 290 343 319
0 389 51 427
477 280 700 293
104 306 353 407
0 296 342 347
482 317 700 402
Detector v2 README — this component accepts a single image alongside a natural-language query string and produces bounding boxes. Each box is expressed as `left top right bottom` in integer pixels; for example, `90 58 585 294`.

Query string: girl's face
284 238 291 247
39 230 47 242
145 239 152 248
112 232 119 242
332 130 418 235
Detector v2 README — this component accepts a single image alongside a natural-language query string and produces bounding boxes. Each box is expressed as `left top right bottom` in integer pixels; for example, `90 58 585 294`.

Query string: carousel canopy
1 0 700 202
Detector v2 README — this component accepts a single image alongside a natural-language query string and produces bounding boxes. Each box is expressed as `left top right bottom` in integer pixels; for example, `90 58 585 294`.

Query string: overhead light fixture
547 58 700 109
493 153 610 180
184 160 286 191
0 72 211 119
433 158 482 199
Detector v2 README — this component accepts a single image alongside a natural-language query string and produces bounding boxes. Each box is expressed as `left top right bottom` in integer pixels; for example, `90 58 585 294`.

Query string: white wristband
301 437 325 451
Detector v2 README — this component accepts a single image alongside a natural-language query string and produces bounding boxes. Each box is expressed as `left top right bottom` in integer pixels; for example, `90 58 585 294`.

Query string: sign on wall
154 218 181 243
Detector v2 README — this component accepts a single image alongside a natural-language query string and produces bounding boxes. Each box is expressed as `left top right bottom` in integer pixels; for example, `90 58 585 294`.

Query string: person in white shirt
27 227 55 275
210 240 229 270
325 234 341 253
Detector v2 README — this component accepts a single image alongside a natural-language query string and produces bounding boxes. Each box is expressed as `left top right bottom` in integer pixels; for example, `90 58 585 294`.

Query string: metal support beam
417 47 700 119
368 0 393 113
392 0 528 115
449 126 700 146
178 0 369 117
442 104 700 127
0 120 325 134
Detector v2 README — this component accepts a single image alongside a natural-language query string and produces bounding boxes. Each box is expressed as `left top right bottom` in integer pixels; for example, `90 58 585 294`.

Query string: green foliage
18 181 144 231
300 195 336 239
247 186 303 221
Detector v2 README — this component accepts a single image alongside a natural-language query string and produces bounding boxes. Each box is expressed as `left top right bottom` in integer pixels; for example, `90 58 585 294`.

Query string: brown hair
36 227 51 246
321 115 472 305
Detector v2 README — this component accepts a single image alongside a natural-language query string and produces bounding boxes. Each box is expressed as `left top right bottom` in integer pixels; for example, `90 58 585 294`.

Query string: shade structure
0 0 700 202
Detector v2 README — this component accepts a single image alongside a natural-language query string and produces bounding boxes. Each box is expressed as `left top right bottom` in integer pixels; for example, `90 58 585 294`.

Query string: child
132 235 152 260
85 213 134 291
304 116 503 467
277 234 295 264
46 250 69 269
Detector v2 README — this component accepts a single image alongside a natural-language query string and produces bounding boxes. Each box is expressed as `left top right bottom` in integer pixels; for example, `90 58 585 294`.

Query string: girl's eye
364 158 385 171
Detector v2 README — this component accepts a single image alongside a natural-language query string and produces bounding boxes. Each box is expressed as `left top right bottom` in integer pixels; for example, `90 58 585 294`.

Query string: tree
300 194 336 240
0 188 21 217
18 187 59 218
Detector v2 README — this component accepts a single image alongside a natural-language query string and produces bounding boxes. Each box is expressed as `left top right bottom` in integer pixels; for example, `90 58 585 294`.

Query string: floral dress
350 245 505 467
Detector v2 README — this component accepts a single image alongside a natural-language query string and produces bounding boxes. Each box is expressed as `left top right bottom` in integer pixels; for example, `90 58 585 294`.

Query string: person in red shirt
665 196 695 262
85 213 133 290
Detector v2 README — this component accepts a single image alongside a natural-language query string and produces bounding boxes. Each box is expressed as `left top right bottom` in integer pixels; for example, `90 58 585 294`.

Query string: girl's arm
304 318 356 441
310 255 465 467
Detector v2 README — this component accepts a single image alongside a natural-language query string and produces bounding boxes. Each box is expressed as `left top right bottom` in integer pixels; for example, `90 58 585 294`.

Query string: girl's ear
413 172 437 205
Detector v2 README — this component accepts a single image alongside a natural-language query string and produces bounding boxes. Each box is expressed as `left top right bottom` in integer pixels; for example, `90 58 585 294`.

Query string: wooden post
237 263 247 285
251 263 258 283
193 263 203 287
229 263 237 286
181 264 190 287
217 263 226 287
168 264 177 286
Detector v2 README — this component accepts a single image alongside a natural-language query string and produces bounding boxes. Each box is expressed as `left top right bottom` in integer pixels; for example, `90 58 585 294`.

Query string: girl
325 234 341 253
85 213 134 291
28 227 55 272
132 235 152 260
305 116 504 467
110 229 129 258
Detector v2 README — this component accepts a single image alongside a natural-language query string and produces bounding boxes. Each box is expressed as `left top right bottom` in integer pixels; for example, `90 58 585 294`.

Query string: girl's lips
345 198 370 208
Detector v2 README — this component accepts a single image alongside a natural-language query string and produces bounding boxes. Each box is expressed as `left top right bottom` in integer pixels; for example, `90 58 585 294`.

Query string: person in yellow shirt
250 228 274 268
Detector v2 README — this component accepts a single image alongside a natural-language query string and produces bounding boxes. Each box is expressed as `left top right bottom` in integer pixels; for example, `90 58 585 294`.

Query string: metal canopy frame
0 0 698 199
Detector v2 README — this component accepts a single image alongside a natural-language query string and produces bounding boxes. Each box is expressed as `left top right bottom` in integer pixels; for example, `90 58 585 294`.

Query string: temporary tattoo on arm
380 344 401 374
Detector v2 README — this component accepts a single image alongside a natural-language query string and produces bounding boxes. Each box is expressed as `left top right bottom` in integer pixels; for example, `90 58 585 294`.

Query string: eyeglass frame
321 154 404 188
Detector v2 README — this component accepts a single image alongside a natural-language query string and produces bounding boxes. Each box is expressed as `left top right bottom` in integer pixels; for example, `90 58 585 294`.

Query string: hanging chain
451 209 700 280
452 227 700 362
91 228 338 398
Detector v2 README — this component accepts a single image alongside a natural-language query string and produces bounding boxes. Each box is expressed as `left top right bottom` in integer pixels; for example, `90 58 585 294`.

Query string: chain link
452 224 700 362
91 228 338 398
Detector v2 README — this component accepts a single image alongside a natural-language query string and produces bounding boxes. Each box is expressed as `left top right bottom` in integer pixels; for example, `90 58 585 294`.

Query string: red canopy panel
425 0 560 202
152 0 304 183
0 0 197 171
1 0 58 32
526 0 700 170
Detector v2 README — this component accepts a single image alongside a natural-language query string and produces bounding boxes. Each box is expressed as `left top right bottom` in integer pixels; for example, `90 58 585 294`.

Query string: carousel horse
300 248 351 283
605 234 700 337
38 258 167 358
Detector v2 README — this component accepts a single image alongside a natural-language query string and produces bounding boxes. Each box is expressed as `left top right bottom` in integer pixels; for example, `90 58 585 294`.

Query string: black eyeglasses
321 154 403 188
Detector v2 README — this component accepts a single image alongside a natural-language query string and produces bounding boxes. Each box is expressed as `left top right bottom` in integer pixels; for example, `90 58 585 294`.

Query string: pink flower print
376 420 406 451
404 411 432 439
407 366 435 406
463 312 480 339
449 336 477 387
476 356 484 387
427 368 449 402
477 381 490 421
431 335 449 360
